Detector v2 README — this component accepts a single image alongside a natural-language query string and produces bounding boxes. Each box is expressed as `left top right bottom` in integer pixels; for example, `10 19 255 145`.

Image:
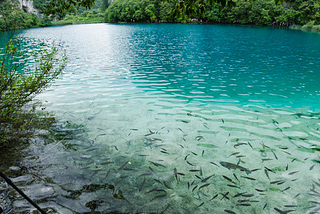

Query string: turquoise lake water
1 24 320 213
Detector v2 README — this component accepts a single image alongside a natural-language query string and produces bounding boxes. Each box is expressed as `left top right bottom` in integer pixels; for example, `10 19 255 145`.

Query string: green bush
313 25 320 31
0 38 67 147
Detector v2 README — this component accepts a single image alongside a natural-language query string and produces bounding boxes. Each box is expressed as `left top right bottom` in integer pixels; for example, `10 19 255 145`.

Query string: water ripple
1 24 320 214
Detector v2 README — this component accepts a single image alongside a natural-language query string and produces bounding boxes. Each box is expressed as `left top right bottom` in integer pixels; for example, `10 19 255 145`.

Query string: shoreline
49 20 320 34
289 25 320 33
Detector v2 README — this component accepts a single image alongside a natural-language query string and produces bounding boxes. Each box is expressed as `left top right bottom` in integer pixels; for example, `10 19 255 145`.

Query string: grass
52 12 105 26
290 21 320 33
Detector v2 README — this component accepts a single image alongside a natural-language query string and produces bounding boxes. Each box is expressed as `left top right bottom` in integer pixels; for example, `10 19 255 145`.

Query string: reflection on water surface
1 24 320 213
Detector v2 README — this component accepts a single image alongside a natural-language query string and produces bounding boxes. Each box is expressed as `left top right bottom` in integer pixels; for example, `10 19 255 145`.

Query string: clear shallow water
1 24 320 213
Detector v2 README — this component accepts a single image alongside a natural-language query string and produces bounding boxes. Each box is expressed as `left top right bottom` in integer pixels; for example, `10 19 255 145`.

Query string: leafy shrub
0 38 67 147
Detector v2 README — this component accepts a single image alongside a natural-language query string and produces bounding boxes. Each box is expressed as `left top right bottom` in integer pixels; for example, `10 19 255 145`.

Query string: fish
274 208 295 214
234 143 247 148
114 176 128 186
310 164 315 170
210 162 219 167
202 150 205 156
224 210 236 214
270 180 283 184
154 179 162 184
277 181 286 185
272 151 278 160
238 200 257 203
236 159 241 165
145 133 153 137
242 194 254 197
195 175 202 180
100 161 114 165
147 188 167 194
137 173 153 178
223 175 235 184
185 154 189 160
291 158 297 162
309 201 320 204
139 177 146 192
162 204 171 213
265 167 275 173
146 188 157 193
282 187 290 192
288 170 299 175
237 203 251 206
230 152 240 157
94 133 107 140
174 168 178 181
163 181 172 189
261 143 270 149
220 162 251 174
248 142 253 149
263 203 267 209
189 169 201 172
90 169 102 178
241 176 256 181
234 192 246 197
227 184 240 189
187 161 196 166
149 167 154 172
199 183 210 190
221 192 230 200
150 194 167 201
293 193 300 198
195 136 204 141
105 169 115 179
192 185 198 192
283 151 291 155
262 158 273 162
255 189 265 192
314 181 320 188
210 194 219 201
233 173 239 182
118 161 131 171
236 155 246 158
150 161 165 167
123 168 135 171
197 202 204 208
191 151 198 156
202 175 214 182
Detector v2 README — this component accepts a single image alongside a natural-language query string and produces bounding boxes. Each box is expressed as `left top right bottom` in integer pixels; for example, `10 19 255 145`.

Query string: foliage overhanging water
1 24 320 213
